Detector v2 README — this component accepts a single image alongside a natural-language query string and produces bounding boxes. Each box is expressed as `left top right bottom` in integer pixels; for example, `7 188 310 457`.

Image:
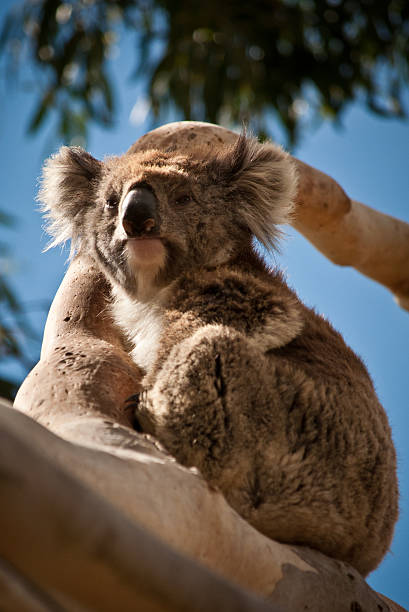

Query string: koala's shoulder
163 266 305 351
274 300 371 386
165 266 372 387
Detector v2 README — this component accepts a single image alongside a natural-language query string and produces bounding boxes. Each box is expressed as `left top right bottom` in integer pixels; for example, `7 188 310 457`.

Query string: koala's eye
174 194 193 206
106 194 118 210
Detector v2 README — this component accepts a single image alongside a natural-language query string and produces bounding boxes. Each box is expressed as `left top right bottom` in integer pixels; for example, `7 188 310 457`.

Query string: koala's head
39 133 297 298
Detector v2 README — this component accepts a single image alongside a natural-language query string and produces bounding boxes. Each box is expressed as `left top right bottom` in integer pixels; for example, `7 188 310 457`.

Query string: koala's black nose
121 187 159 238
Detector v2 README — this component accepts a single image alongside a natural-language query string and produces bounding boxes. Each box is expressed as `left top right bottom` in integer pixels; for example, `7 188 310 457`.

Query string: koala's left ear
38 146 102 252
210 133 298 252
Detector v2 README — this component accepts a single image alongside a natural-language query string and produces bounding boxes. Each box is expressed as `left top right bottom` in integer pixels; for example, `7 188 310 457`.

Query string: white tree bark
293 159 409 311
2 399 404 612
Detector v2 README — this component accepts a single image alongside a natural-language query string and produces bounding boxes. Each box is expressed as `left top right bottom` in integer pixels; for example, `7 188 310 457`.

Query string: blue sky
0 3 408 607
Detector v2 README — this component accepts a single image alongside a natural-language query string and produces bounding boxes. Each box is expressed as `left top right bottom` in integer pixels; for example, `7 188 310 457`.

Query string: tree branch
3 400 404 611
293 159 409 310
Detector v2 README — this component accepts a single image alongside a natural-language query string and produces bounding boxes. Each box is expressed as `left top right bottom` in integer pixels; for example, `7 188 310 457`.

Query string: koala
39 132 398 576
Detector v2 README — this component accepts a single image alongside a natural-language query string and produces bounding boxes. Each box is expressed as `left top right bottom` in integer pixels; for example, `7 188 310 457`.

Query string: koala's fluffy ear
38 146 102 252
209 133 298 252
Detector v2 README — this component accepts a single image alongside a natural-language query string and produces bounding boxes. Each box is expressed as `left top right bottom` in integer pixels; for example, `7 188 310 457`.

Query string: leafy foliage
1 0 408 144
0 0 408 397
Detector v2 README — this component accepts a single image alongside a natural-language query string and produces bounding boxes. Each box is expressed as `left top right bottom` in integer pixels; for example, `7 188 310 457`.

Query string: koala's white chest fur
111 287 165 373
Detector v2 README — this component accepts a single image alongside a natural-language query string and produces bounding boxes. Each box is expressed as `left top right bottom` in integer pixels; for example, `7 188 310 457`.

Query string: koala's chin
126 237 166 271
123 237 171 301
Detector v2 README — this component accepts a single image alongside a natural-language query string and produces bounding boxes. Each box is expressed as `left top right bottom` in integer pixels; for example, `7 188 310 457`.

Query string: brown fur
39 133 398 576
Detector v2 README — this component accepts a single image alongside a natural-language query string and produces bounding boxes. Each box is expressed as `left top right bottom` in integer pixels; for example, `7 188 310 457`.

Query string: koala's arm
138 264 305 449
147 266 304 384
14 254 142 435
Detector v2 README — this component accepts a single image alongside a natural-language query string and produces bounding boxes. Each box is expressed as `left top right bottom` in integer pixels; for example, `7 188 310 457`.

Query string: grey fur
39 134 398 576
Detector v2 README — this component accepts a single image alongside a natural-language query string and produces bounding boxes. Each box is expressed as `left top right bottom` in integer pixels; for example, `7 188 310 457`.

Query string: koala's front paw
125 391 156 434
148 325 271 480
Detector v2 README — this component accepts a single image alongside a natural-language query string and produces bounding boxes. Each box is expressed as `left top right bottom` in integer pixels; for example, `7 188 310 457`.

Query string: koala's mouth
128 235 161 241
126 236 166 269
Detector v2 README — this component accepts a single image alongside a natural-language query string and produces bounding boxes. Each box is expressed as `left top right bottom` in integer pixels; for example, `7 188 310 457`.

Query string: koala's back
254 305 398 575
143 263 398 576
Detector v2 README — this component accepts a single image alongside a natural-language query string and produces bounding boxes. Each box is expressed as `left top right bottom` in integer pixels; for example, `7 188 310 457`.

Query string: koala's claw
125 393 141 409
124 392 144 432
125 390 156 434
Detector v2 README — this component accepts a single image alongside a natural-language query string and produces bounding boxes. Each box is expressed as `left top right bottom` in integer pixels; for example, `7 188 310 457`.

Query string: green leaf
0 210 16 228
28 90 55 134
0 376 18 401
